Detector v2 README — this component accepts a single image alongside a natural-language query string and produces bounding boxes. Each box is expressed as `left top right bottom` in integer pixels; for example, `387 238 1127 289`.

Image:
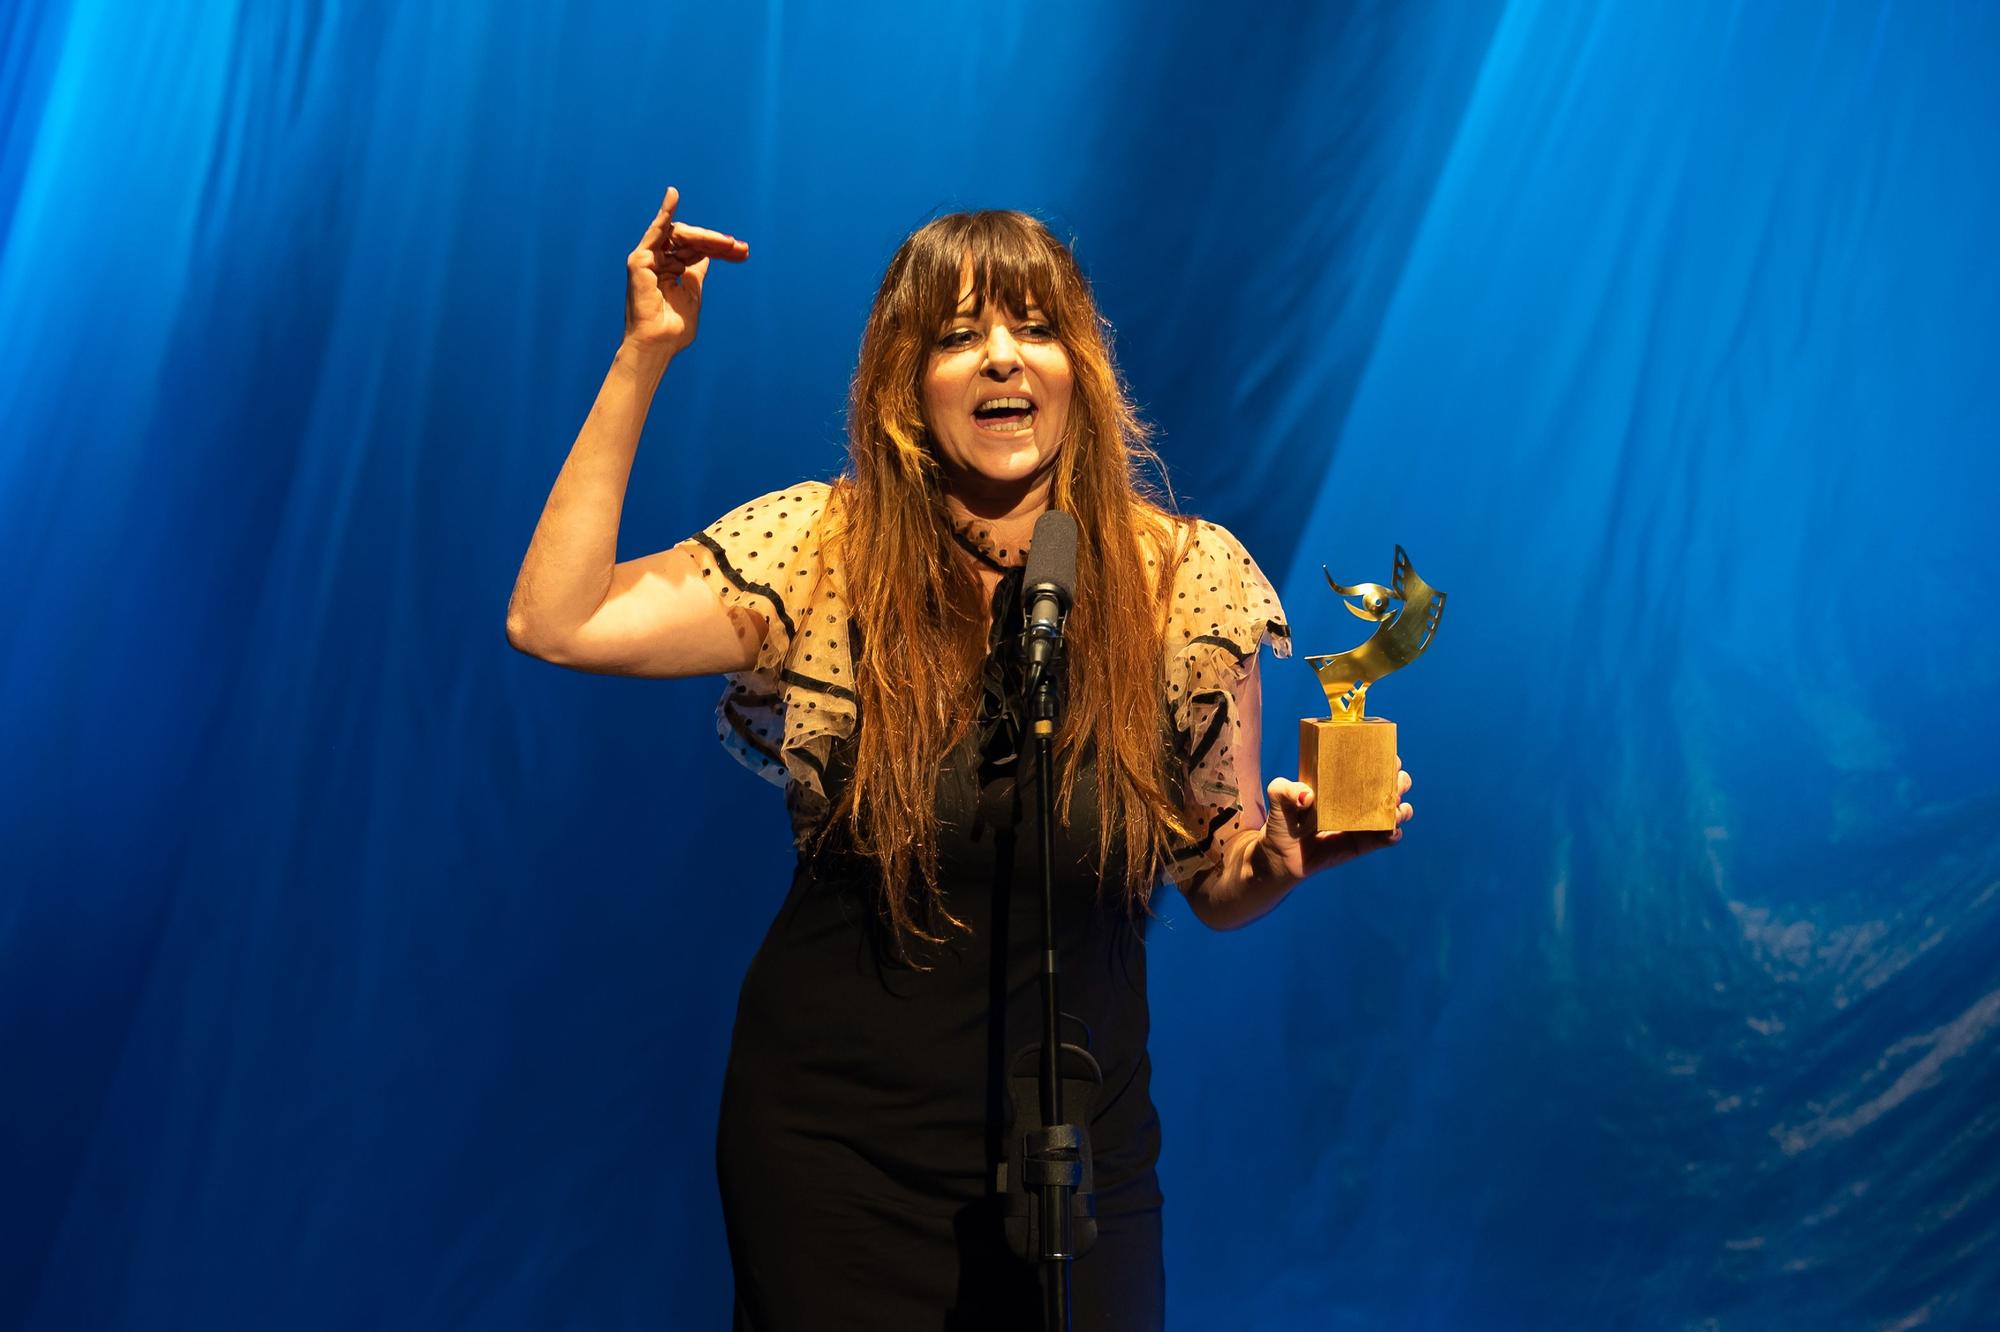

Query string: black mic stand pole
1006 510 1096 1332
1023 648 1092 1332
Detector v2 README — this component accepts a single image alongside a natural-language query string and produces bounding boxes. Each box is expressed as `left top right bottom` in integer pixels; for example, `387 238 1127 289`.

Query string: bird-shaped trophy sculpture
1301 547 1446 832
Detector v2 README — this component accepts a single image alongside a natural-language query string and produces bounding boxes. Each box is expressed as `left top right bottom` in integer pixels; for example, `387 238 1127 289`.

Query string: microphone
1021 511 1078 695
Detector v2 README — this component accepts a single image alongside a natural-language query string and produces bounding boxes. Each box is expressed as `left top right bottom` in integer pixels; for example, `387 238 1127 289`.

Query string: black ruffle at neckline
947 509 1033 572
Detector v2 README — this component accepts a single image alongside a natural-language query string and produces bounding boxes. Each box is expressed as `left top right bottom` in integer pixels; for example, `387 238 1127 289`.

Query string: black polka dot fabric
682 481 851 834
685 485 1292 880
1161 520 1292 885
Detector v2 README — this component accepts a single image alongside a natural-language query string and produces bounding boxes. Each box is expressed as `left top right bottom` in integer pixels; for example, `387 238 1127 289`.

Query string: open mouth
972 396 1036 434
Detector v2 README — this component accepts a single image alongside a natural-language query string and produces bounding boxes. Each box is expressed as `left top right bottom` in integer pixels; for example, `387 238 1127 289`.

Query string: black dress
715 567 1167 1332
690 481 1290 1330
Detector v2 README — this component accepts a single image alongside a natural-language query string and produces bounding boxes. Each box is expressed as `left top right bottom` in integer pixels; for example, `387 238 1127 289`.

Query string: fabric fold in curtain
3 2 1995 1327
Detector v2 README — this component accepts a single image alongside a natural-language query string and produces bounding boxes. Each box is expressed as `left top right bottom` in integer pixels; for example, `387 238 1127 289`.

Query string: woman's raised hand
624 186 749 359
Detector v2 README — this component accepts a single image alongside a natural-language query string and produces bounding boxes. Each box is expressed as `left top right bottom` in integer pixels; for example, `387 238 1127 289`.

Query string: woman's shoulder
690 479 842 575
1132 503 1267 585
1143 505 1291 660
698 478 838 532
1181 514 1263 567
685 479 847 642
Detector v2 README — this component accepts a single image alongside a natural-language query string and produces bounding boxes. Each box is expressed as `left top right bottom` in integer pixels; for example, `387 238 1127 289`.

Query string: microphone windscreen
1023 511 1079 602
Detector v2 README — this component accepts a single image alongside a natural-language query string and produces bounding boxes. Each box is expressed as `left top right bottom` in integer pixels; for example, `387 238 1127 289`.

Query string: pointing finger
665 223 750 262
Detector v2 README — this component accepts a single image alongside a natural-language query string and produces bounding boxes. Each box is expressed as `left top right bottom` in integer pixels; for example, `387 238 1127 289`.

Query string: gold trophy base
1299 717 1399 833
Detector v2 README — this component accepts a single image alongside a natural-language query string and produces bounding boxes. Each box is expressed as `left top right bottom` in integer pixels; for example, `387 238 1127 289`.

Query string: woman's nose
982 325 1020 375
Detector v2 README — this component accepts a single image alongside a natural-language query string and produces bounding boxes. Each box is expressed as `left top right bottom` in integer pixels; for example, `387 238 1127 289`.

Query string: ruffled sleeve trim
682 481 856 838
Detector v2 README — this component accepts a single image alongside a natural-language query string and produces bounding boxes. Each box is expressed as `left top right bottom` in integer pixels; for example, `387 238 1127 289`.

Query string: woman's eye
937 328 978 349
1019 322 1056 340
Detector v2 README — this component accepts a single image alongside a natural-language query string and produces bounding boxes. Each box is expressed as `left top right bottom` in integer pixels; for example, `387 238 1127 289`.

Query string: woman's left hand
1258 767 1413 884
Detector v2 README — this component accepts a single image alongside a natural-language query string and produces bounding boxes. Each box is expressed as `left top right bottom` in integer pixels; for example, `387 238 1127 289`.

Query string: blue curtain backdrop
5 1 1997 1327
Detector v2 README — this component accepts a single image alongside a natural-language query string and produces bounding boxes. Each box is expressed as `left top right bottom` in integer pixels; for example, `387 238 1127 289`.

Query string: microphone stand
1000 639 1099 1332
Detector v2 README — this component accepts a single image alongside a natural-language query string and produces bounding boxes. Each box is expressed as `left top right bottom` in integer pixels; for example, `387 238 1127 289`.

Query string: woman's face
921 275 1073 503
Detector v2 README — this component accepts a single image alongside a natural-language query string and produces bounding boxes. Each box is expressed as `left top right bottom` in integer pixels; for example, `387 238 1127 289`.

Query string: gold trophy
1301 547 1446 832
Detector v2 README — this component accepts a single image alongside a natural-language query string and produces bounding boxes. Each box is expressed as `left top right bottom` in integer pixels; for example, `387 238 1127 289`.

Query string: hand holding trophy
1300 547 1445 832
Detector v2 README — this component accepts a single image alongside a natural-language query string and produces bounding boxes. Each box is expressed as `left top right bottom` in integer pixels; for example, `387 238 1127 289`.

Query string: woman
507 187 1413 1331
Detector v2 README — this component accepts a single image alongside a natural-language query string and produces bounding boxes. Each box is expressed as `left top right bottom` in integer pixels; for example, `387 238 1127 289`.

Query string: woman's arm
505 186 756 679
1180 656 1413 931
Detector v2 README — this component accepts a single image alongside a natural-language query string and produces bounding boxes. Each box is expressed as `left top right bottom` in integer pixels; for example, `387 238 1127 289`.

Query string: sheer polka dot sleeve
682 481 854 830
1161 519 1291 887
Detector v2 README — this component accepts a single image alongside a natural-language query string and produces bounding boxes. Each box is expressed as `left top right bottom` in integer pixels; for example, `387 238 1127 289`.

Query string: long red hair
826 210 1194 946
